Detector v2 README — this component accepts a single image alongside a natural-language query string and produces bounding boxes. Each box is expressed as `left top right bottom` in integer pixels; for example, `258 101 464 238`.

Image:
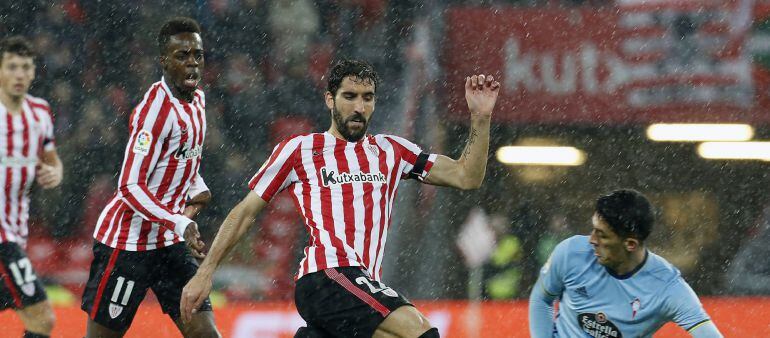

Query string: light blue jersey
530 235 713 338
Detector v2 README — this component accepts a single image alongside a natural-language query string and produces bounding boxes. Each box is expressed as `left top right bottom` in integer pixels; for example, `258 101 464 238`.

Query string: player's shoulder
561 235 594 254
376 134 420 150
24 94 51 111
276 133 316 148
551 235 594 264
194 88 205 101
639 250 682 284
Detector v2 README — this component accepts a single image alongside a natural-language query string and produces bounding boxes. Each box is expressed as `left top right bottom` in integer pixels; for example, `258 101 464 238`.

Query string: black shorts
295 267 412 337
81 241 212 332
0 242 47 311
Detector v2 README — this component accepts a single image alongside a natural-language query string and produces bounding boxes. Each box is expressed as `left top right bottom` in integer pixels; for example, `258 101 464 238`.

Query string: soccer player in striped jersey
529 189 723 338
181 60 500 338
80 17 220 338
0 35 62 338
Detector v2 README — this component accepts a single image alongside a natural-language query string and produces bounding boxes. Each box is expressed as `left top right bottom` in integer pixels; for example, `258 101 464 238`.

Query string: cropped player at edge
181 60 500 338
80 17 220 338
529 189 723 338
0 36 63 338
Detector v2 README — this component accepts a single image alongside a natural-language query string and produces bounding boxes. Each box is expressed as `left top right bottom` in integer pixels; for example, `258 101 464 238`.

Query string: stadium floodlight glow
697 142 770 161
496 146 586 166
646 123 754 142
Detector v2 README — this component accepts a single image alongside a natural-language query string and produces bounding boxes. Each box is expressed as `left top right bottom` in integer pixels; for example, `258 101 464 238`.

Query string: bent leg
373 305 434 338
16 300 55 335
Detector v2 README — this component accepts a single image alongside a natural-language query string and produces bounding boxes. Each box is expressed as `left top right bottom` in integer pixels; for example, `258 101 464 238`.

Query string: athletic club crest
109 303 124 319
20 283 35 296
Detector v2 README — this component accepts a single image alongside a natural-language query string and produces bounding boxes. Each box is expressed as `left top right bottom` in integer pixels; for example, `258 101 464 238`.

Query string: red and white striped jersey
93 78 208 251
0 95 55 247
249 132 437 281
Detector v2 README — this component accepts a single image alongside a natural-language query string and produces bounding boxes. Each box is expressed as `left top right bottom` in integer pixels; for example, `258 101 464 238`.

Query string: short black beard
332 105 368 142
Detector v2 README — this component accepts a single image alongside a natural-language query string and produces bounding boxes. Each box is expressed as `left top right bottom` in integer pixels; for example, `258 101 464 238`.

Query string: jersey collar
605 249 649 280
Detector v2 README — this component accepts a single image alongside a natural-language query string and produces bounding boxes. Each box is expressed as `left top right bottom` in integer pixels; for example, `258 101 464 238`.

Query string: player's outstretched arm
424 74 500 190
180 191 268 322
36 149 63 189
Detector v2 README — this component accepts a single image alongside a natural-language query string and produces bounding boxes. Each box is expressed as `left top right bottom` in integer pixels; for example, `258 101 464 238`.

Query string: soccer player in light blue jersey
529 189 723 338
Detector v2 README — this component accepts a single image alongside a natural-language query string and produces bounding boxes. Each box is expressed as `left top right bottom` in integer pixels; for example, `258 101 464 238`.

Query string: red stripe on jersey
168 104 195 210
90 248 120 319
324 268 390 317
0 261 22 308
4 114 14 242
354 143 375 269
334 139 357 250
312 134 349 268
296 136 327 270
371 139 390 274
95 199 120 242
290 140 320 277
17 109 30 235
248 139 292 192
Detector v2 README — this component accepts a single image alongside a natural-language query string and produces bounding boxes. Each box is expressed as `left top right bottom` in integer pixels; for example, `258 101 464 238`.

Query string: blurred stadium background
2 0 770 336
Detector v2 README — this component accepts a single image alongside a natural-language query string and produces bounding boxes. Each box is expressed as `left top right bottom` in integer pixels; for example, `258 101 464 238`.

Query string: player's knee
294 326 328 338
381 306 433 336
418 328 440 338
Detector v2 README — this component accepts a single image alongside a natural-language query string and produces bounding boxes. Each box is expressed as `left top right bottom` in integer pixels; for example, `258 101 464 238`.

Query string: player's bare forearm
458 115 490 188
197 192 267 276
183 191 211 219
424 74 499 189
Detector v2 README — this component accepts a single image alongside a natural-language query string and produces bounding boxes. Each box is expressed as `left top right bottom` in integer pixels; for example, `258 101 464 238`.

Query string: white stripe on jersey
249 132 436 281
0 95 55 247
92 78 208 251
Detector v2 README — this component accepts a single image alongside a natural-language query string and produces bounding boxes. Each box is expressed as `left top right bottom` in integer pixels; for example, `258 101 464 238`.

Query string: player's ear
624 237 640 252
325 91 334 110
159 55 167 69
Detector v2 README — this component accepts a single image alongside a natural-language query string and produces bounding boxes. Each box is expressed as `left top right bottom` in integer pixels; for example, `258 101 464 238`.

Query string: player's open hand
184 222 206 259
180 272 212 323
36 163 62 189
465 74 501 118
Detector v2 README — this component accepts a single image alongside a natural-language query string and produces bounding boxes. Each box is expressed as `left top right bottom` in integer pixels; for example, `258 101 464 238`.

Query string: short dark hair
157 17 201 54
0 36 36 64
326 59 380 96
595 189 655 241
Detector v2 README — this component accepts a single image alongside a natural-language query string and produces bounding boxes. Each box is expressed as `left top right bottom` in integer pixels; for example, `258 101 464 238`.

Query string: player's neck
612 249 647 276
0 90 23 114
163 76 194 103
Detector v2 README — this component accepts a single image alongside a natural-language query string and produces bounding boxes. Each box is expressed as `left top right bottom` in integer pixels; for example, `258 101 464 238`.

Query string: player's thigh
0 243 49 314
150 243 213 324
295 267 413 338
81 242 152 333
16 300 55 333
173 310 221 338
374 305 432 338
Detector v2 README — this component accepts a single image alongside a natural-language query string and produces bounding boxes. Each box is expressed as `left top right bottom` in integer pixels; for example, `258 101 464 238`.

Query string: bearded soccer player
181 60 500 337
0 36 62 338
529 189 723 338
80 17 220 337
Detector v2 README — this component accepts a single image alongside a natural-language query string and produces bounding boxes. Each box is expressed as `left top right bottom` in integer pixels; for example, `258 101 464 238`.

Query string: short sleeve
248 137 301 202
538 237 571 296
383 135 438 181
662 278 712 332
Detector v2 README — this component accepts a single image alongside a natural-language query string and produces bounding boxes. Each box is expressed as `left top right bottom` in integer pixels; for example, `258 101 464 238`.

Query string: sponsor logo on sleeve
579 312 622 338
132 129 153 155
